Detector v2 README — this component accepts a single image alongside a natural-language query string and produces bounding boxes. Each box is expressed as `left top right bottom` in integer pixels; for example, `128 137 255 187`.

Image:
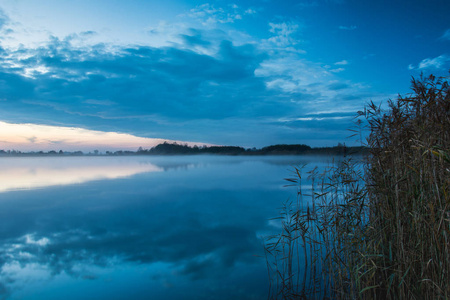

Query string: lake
0 155 337 300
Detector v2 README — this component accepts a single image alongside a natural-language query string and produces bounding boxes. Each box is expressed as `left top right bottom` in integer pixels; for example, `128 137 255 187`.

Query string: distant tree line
0 142 367 157
137 142 366 156
0 149 87 156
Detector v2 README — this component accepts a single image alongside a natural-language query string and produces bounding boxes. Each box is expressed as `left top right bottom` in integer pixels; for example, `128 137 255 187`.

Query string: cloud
179 29 212 48
276 111 354 124
327 81 349 90
187 3 254 27
26 136 37 143
329 67 345 73
0 6 382 147
255 56 349 96
267 21 301 48
0 33 296 146
339 25 357 30
440 28 450 40
0 32 369 147
334 60 348 65
0 36 265 120
80 30 96 37
410 54 450 70
244 8 257 15
253 55 376 143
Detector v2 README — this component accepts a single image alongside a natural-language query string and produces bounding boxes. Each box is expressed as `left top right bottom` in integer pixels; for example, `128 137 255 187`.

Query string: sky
0 0 449 151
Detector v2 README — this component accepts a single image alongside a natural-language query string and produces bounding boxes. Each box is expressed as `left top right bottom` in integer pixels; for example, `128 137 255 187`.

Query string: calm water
0 155 336 300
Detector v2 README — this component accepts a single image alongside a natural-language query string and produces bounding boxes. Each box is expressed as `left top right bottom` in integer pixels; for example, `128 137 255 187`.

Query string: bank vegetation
265 73 450 299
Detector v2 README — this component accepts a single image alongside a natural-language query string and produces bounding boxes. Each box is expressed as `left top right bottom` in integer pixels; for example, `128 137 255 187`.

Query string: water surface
0 155 335 299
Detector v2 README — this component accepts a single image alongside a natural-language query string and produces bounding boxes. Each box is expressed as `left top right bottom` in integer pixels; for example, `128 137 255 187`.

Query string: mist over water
0 155 336 299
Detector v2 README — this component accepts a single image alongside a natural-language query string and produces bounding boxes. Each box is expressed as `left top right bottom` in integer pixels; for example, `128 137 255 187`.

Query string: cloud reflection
0 156 331 299
0 186 267 299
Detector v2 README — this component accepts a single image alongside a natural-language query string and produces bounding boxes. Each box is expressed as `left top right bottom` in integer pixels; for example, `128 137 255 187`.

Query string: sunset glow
0 121 202 152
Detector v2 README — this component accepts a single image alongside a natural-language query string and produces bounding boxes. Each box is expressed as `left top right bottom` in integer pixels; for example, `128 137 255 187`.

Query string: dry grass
265 73 450 299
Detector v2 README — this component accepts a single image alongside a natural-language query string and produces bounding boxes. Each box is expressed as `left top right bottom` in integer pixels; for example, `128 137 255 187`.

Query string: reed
265 73 450 299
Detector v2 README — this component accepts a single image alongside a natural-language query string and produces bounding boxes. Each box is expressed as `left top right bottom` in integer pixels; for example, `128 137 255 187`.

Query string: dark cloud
179 29 211 47
0 29 370 146
0 71 35 101
80 30 96 37
327 82 349 90
0 37 268 121
26 136 37 143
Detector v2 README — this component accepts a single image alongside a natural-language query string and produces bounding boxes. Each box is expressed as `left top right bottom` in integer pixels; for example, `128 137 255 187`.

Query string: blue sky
0 0 449 150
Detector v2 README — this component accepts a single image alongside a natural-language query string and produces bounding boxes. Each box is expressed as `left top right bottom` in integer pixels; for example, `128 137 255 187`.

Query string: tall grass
265 73 450 299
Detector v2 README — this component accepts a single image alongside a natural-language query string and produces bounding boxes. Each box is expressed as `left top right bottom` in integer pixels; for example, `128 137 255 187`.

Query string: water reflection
0 157 163 193
0 155 335 299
